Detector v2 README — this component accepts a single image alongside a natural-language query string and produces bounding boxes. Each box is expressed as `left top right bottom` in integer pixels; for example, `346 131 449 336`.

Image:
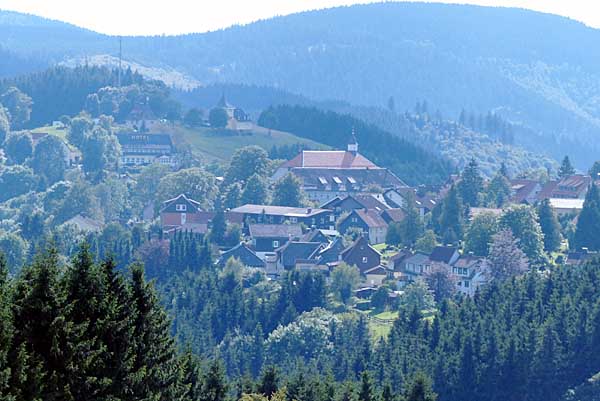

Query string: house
565 251 594 266
537 174 592 201
314 237 346 265
389 250 413 278
274 241 324 271
217 243 265 268
383 187 437 217
429 246 460 266
230 204 336 230
160 194 206 234
248 224 303 253
338 209 388 244
340 236 381 274
116 133 176 167
510 179 542 204
321 194 391 216
364 265 390 287
301 228 339 244
401 253 432 281
381 209 406 224
452 256 487 297
272 132 407 203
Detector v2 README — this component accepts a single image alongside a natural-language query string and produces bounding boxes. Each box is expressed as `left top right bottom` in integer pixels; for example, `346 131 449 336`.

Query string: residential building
548 198 585 216
217 243 265 268
230 204 336 230
383 187 437 217
364 265 390 287
116 133 176 167
160 194 205 232
340 236 381 274
537 174 592 201
429 246 460 266
248 224 303 253
452 256 487 297
214 94 252 131
510 179 542 204
272 132 407 203
338 209 388 244
274 241 324 271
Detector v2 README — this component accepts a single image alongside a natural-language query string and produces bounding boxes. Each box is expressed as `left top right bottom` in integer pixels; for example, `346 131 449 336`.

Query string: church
272 132 407 203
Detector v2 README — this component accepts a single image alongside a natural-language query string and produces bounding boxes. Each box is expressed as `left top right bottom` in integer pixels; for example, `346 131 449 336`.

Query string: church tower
348 128 358 155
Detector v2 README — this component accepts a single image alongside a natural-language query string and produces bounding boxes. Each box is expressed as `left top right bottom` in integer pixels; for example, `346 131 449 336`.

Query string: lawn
30 125 68 139
151 122 327 162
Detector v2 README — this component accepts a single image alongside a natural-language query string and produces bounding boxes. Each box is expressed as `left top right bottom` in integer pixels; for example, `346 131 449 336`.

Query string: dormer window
176 204 187 212
362 257 368 263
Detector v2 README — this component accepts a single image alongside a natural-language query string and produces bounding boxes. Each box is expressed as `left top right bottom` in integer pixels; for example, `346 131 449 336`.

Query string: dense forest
2 243 599 401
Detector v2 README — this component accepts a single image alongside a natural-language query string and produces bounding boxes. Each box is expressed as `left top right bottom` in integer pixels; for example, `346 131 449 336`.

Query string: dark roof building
249 224 303 253
340 236 381 274
276 241 324 270
231 204 336 230
338 209 388 244
116 133 175 167
217 243 266 268
429 246 460 265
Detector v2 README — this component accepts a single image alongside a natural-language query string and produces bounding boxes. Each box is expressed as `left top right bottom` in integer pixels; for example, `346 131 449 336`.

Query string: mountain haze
1 3 600 165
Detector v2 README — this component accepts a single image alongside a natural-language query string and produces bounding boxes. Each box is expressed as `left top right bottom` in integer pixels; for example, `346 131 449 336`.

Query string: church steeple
347 128 358 154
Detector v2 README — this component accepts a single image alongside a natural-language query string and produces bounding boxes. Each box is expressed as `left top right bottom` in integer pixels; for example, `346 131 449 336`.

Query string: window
351 217 358 223
290 217 298 223
273 240 280 248
329 215 335 222
362 257 368 264
175 204 187 212
464 280 470 288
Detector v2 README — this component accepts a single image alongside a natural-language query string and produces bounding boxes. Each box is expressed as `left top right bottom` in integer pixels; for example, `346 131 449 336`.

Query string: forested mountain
2 4 600 165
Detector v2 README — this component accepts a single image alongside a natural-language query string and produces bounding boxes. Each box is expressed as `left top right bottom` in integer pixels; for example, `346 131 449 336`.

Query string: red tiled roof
282 151 377 169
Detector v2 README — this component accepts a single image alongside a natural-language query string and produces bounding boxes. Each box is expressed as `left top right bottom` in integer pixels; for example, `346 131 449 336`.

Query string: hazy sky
0 0 598 35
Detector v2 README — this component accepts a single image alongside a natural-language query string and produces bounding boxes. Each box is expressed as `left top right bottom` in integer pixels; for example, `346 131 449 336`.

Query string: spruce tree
358 371 374 401
537 199 562 252
458 159 483 207
558 156 575 178
0 254 11 399
439 185 464 242
257 366 279 397
573 184 600 251
403 373 437 401
400 191 424 247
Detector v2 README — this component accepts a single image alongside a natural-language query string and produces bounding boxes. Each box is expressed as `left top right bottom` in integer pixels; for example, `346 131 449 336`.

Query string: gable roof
381 208 406 223
63 214 103 233
160 194 203 213
364 265 389 275
249 224 303 238
510 179 540 204
282 150 377 169
341 209 388 229
429 246 458 264
217 243 265 268
277 241 324 268
341 236 381 260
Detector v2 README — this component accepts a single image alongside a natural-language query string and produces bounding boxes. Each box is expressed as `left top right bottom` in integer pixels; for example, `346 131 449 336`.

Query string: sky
0 0 598 35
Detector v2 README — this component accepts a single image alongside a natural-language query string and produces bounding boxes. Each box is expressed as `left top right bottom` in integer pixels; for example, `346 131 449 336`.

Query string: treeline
0 65 146 127
459 109 515 145
258 105 453 185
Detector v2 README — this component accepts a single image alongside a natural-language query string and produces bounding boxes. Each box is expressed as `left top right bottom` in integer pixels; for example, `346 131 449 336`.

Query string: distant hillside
180 84 555 177
258 104 453 185
2 3 600 165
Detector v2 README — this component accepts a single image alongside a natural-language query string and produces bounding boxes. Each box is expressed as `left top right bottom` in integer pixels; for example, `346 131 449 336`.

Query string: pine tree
258 366 279 397
458 159 483 207
403 373 437 401
200 361 227 401
439 185 464 242
358 371 374 401
573 184 600 251
128 263 181 399
537 199 562 252
558 156 575 178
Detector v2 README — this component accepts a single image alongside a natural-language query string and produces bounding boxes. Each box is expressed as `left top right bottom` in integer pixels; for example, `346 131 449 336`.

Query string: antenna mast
118 36 122 88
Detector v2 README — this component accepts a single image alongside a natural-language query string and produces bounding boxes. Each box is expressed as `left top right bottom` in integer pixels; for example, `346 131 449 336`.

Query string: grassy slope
151 122 328 162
